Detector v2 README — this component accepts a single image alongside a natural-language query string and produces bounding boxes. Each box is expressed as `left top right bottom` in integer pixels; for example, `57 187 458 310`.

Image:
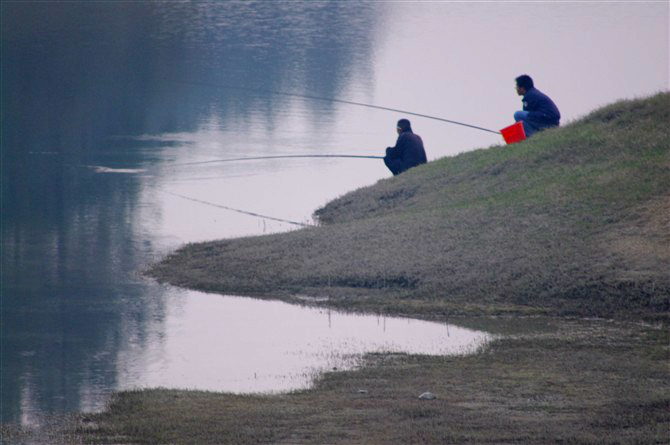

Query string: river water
1 1 667 425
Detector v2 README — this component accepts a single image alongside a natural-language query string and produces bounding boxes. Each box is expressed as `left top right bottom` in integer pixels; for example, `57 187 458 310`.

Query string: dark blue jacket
384 130 427 176
522 87 561 128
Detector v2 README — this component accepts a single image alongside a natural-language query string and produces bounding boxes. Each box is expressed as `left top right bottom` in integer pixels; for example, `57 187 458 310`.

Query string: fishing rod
161 79 502 135
173 154 383 167
163 190 314 227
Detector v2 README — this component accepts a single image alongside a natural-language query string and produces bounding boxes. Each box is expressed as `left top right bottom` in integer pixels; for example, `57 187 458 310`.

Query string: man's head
397 118 412 133
515 74 534 96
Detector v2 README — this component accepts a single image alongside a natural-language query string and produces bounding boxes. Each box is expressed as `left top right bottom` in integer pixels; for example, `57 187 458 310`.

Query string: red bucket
500 121 526 144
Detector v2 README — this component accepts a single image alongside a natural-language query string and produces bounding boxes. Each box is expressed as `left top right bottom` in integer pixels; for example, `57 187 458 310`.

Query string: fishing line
173 154 383 167
162 190 314 227
150 77 497 227
160 79 502 135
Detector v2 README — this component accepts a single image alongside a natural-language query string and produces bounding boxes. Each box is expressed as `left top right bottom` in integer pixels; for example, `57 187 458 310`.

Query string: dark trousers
514 110 558 138
384 157 403 176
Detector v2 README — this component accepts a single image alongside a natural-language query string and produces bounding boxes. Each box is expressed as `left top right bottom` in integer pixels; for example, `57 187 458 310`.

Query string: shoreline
147 96 669 325
4 93 668 444
4 315 666 444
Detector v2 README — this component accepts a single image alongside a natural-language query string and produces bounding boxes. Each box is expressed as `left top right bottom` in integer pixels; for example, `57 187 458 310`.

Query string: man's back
398 132 427 167
523 87 561 127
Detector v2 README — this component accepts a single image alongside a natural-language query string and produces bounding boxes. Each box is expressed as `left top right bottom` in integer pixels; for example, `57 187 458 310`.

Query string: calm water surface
2 1 667 424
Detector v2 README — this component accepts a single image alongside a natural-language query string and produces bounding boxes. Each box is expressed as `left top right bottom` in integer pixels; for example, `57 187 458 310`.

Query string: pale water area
2 1 668 425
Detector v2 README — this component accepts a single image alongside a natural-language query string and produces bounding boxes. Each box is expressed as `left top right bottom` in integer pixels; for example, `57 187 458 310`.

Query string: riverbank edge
85 93 670 443
146 93 669 325
5 317 667 444
4 94 668 443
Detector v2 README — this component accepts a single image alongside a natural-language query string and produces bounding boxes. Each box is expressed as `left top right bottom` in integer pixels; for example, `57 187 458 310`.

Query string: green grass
149 92 670 322
5 93 668 444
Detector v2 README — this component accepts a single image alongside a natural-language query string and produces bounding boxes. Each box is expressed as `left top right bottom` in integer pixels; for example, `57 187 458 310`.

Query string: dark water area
2 1 667 425
1 1 385 424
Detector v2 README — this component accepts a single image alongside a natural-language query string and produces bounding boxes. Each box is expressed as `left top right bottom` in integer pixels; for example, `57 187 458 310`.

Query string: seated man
514 74 561 137
384 119 427 176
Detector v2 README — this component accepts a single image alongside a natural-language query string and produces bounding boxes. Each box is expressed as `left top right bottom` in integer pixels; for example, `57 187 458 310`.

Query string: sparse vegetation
51 321 670 444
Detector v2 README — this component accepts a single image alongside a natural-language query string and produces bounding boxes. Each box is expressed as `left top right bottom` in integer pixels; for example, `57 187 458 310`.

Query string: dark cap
397 119 412 131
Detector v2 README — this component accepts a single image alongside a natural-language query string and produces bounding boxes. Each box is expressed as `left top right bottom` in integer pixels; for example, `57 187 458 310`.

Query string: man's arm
385 134 406 159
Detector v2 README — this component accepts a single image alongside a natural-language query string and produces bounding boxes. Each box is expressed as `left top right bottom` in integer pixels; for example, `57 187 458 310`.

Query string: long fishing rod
161 79 501 135
163 190 314 227
174 154 383 167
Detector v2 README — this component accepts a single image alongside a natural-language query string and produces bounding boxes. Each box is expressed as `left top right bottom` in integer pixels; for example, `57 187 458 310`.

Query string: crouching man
514 74 561 137
384 119 427 176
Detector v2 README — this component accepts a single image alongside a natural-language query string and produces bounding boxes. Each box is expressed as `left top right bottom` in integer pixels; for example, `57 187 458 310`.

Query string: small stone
418 392 436 400
357 389 368 394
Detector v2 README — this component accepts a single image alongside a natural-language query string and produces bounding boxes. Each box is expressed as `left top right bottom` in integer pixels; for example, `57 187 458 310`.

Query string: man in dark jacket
383 119 427 176
514 74 561 137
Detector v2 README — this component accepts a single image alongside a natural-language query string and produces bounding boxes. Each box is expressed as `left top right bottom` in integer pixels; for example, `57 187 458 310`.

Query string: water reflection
3 0 668 425
116 290 490 395
1 1 384 424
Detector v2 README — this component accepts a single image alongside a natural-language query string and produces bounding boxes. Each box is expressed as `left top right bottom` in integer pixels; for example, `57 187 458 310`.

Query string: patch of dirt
600 194 670 275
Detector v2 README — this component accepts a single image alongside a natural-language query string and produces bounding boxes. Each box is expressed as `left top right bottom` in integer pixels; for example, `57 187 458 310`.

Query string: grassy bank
7 94 667 444
149 93 669 322
28 320 669 444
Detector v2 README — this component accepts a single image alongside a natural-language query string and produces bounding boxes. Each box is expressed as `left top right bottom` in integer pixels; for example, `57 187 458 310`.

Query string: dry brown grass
599 194 670 274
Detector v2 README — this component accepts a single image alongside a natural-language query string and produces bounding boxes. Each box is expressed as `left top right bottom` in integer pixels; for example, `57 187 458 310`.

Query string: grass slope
14 93 667 445
150 93 670 322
